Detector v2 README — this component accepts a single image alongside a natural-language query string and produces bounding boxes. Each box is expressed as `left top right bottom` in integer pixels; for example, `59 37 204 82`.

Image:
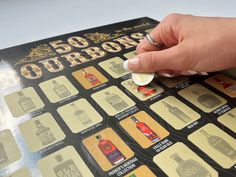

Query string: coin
131 72 155 86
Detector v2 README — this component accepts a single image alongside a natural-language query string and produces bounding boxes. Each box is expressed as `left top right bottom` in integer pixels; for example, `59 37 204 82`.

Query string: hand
124 14 236 77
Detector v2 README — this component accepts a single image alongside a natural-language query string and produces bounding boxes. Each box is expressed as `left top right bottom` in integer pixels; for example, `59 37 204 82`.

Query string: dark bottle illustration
131 116 160 143
171 153 211 177
200 129 236 160
213 77 236 93
96 135 125 165
0 142 9 166
227 112 236 120
192 90 221 109
82 69 101 86
129 174 137 177
53 154 83 177
162 101 192 123
17 91 36 112
104 91 128 111
70 103 92 125
109 61 126 75
35 120 56 145
52 80 71 99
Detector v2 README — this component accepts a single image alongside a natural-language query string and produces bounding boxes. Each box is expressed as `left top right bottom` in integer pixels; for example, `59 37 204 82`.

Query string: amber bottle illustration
131 116 160 143
200 129 236 160
127 80 157 97
162 101 192 123
35 120 56 146
70 103 92 126
82 69 101 86
171 153 211 177
96 135 125 165
104 91 128 111
52 80 71 99
192 90 221 109
0 142 9 167
109 61 126 75
213 77 236 93
17 91 36 112
53 154 83 177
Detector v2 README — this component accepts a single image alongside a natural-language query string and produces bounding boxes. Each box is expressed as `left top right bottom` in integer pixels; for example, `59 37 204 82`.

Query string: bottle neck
34 120 43 127
55 155 63 163
131 116 139 123
171 153 184 163
17 91 24 97
96 135 103 142
162 101 173 109
199 129 210 138
52 80 58 85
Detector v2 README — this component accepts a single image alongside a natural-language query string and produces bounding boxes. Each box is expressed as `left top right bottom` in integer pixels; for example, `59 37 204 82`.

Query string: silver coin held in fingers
131 72 155 86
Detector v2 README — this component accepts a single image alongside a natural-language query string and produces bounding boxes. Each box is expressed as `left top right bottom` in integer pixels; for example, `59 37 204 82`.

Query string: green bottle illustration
52 80 71 99
192 90 221 109
53 154 83 177
162 101 192 123
200 129 236 160
17 91 36 112
171 153 211 177
104 91 128 111
71 103 92 125
129 174 137 177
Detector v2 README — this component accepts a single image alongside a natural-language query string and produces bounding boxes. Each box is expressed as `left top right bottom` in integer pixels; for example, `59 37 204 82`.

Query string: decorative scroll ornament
15 44 56 65
84 32 124 44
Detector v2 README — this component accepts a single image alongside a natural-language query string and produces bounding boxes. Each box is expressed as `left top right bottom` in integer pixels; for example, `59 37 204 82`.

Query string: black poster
0 17 235 177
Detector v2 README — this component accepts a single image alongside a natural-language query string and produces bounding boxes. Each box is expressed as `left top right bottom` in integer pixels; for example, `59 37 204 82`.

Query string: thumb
124 45 187 73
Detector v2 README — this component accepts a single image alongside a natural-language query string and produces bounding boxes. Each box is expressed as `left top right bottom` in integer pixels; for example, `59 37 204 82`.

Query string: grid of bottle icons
1 50 236 177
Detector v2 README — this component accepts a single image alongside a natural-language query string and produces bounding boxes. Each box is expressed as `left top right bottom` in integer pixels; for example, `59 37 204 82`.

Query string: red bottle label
137 122 160 142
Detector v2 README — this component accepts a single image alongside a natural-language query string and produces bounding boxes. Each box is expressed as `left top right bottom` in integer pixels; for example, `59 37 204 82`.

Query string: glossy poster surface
0 17 235 177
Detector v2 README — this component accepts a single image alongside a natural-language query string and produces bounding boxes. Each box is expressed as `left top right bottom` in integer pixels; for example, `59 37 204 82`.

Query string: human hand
124 14 236 77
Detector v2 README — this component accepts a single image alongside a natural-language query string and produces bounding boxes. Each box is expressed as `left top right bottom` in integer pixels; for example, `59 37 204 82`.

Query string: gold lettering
21 64 42 79
39 57 64 73
113 36 138 49
131 32 145 40
62 52 89 67
49 40 72 54
102 42 122 53
68 36 89 48
82 47 106 60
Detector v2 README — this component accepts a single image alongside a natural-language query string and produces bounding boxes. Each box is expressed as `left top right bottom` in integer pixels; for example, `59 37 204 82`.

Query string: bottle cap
131 72 154 86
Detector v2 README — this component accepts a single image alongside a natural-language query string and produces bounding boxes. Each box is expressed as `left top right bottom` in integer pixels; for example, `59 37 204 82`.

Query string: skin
126 14 236 76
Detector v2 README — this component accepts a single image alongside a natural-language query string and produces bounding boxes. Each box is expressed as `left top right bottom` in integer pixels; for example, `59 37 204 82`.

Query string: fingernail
180 70 198 75
123 60 130 71
124 57 140 71
199 72 208 76
159 73 175 78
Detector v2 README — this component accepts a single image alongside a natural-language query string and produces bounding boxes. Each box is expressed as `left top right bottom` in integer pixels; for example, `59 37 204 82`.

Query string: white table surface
0 0 236 49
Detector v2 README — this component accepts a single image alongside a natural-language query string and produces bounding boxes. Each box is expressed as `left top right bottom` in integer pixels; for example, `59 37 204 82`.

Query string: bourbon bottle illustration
0 142 9 166
109 61 126 75
35 120 56 145
70 103 92 125
171 153 211 177
200 129 236 160
82 69 101 86
137 84 157 97
162 101 192 123
53 154 83 177
17 91 36 112
96 135 125 165
131 116 160 143
192 90 221 109
52 80 71 99
213 77 236 93
104 91 128 111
